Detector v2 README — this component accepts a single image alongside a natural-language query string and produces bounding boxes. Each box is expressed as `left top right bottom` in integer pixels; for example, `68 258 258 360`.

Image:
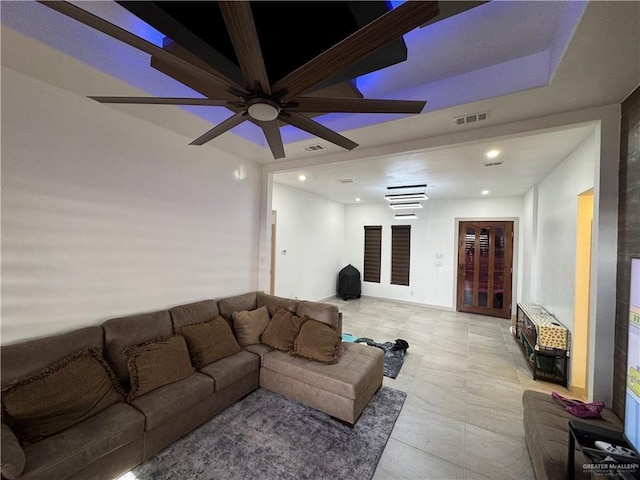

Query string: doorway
456 221 514 318
270 210 277 295
571 189 594 400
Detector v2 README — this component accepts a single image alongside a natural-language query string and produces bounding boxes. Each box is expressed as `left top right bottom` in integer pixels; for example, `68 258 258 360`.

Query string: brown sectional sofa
1 292 384 480
523 389 623 480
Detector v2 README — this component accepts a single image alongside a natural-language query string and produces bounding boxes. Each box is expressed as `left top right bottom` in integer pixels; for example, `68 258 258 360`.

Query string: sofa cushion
292 319 341 364
522 389 623 480
169 299 219 331
199 351 260 391
1 348 125 446
260 308 307 352
243 343 273 360
179 315 242 368
20 402 144 480
232 306 270 347
256 292 298 316
1 326 104 387
1 422 25 480
296 300 339 331
218 292 258 321
128 373 214 431
262 342 383 400
103 310 173 387
124 335 194 401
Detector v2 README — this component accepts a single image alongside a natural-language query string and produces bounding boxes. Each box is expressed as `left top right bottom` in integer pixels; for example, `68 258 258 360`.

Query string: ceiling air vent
302 143 327 152
485 161 503 167
454 111 489 126
338 179 355 184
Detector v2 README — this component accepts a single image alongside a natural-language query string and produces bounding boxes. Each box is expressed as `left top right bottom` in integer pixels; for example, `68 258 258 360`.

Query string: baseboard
323 294 455 312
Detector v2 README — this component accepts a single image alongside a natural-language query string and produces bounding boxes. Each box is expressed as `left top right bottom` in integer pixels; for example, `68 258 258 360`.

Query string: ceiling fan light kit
246 98 280 121
37 0 439 160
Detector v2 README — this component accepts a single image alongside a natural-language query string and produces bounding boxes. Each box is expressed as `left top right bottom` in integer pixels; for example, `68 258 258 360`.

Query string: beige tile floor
326 296 573 480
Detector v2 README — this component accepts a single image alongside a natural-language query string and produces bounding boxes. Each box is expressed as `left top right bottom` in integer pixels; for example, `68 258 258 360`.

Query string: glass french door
456 221 513 318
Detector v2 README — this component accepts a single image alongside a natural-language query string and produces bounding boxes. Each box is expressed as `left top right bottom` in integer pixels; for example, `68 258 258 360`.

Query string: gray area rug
124 386 406 480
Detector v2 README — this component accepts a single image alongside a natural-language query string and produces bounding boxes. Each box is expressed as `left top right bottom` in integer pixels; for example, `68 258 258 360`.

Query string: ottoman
260 342 384 425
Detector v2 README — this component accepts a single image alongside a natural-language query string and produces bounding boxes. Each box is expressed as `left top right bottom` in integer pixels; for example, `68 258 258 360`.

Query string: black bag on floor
338 264 361 300
355 338 409 378
391 339 409 353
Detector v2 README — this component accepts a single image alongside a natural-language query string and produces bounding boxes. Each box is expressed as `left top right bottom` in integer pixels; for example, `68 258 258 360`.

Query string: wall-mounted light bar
389 202 424 210
394 213 418 220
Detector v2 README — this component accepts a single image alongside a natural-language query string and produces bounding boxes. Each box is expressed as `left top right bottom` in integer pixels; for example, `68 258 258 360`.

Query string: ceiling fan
38 1 440 159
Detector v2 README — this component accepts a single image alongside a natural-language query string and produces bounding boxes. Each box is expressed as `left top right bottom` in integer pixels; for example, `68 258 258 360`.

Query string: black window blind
391 225 411 286
363 226 382 283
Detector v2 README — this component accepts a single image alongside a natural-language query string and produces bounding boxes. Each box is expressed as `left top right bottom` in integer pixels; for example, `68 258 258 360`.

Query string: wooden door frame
455 219 516 319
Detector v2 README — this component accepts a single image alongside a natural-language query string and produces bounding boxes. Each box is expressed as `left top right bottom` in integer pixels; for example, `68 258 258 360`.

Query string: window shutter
391 225 411 286
363 226 382 283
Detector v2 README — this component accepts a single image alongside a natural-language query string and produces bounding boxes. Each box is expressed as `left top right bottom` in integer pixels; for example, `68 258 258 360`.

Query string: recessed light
486 149 500 159
298 174 306 181
355 197 361 202
481 190 490 195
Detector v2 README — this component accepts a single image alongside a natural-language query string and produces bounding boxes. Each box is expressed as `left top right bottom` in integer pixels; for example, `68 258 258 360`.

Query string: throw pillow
291 318 341 364
124 335 194 401
180 315 242 369
1 348 125 445
232 305 270 347
260 307 307 352
256 292 298 316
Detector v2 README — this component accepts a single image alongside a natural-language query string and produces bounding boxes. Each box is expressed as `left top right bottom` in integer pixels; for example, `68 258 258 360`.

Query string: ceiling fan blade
260 121 285 159
272 1 439 102
288 97 426 114
218 1 271 94
190 112 248 146
279 112 358 151
150 56 242 109
307 80 363 100
150 40 246 100
38 1 246 101
89 96 233 106
150 54 271 133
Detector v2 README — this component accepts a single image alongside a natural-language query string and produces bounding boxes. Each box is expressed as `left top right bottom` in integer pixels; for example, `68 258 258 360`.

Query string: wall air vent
302 143 327 152
338 179 355 184
454 111 489 126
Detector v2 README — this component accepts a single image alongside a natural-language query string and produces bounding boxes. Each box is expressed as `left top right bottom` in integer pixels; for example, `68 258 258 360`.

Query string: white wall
271 183 345 301
589 112 621 405
520 186 538 302
344 197 523 309
519 122 622 404
1 67 262 344
529 130 598 332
